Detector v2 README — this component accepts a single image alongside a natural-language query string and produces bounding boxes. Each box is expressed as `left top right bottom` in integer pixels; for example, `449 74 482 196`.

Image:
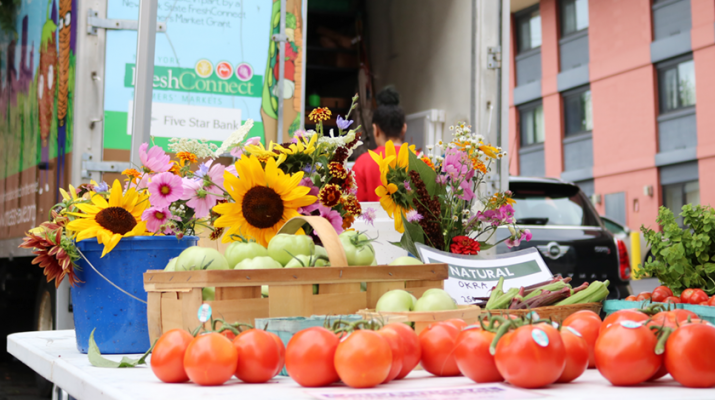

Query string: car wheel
33 278 55 397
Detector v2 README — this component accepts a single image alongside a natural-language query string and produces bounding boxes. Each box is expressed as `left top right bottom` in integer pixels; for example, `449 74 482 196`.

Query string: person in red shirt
354 87 407 202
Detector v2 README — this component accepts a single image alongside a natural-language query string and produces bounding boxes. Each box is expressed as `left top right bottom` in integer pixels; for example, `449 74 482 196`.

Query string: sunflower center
241 186 284 229
95 207 137 235
160 185 171 195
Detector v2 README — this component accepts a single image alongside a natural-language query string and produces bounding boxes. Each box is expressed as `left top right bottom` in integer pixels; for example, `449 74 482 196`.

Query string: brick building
508 0 715 230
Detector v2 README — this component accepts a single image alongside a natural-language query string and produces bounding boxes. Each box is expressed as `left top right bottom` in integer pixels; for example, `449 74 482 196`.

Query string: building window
652 0 692 41
519 101 544 146
516 7 542 53
561 0 589 37
563 87 592 136
663 180 699 226
658 57 696 114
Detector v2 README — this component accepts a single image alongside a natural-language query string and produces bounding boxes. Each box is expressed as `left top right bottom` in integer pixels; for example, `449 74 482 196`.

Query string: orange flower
177 151 198 165
340 195 362 216
169 161 181 175
342 214 356 230
472 158 487 173
308 107 332 122
421 156 435 170
318 184 342 208
328 162 348 180
122 168 142 182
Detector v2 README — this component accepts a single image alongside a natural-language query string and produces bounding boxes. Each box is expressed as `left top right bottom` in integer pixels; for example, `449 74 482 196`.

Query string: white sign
127 101 242 141
416 244 553 305
310 384 542 400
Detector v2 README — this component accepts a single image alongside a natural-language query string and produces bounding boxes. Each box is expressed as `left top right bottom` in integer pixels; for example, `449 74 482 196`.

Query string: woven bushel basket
482 302 603 324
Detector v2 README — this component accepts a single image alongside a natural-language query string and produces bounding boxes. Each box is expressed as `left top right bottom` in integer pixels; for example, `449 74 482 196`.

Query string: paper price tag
197 304 212 323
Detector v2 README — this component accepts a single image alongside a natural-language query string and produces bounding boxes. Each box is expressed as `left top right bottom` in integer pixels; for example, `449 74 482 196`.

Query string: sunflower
245 141 280 163
65 180 150 257
369 141 415 233
275 133 317 156
213 155 316 246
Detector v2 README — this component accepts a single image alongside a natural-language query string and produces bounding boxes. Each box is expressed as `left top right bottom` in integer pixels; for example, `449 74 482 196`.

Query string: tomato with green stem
225 241 267 269
338 231 376 266
183 333 238 386
494 324 566 388
267 234 315 266
665 323 715 387
285 327 340 387
232 329 285 383
600 309 649 334
334 330 392 388
419 322 461 377
664 296 681 304
636 292 652 301
383 323 421 379
594 321 662 386
682 288 708 305
150 329 194 383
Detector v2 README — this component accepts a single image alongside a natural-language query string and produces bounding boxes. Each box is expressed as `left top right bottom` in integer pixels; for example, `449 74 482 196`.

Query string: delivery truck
0 1 510 394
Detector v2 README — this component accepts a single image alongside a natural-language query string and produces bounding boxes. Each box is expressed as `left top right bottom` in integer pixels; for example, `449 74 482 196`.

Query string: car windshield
510 182 600 226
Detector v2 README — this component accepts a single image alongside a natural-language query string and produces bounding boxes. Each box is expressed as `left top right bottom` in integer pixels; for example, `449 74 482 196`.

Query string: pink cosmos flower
181 179 219 218
226 164 238 177
140 143 172 173
148 172 184 208
298 177 320 214
360 207 377 226
195 160 225 189
505 229 532 248
142 207 179 233
318 205 343 234
230 147 244 158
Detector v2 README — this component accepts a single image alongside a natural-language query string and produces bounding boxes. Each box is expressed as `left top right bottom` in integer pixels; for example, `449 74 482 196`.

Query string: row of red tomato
626 285 715 306
148 308 715 389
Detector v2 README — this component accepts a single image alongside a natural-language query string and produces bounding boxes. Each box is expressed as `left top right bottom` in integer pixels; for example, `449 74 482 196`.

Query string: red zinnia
450 236 480 255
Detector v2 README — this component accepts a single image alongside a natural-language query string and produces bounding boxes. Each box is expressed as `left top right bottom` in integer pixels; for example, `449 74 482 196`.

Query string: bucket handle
77 248 148 305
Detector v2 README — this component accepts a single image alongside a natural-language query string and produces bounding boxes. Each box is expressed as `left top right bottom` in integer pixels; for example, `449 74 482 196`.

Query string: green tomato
389 256 423 266
267 234 315 266
225 242 267 269
164 257 177 271
234 256 283 270
409 293 418 311
176 247 229 270
339 231 375 266
262 285 269 297
315 245 328 259
376 290 414 312
414 288 458 311
202 287 215 301
285 254 330 268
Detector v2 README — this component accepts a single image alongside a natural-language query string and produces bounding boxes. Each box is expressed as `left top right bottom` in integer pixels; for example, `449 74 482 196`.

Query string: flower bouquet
211 95 367 246
369 123 531 258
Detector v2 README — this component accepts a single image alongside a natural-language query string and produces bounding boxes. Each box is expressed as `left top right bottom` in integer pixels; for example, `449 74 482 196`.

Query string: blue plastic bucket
72 236 197 354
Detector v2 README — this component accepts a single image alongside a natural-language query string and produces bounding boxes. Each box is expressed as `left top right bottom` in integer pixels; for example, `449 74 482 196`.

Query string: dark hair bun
376 86 400 106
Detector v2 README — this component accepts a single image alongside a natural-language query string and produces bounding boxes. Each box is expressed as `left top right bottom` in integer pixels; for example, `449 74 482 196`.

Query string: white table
7 330 713 400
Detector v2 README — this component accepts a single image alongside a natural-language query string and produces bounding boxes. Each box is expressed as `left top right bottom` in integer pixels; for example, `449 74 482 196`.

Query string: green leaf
408 151 437 196
88 329 153 368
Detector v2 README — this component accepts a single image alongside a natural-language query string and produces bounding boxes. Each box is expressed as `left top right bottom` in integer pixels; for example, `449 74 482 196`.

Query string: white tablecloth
7 330 713 400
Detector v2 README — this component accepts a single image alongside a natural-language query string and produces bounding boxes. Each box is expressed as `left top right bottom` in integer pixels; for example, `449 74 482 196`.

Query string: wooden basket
144 216 448 342
357 305 482 336
482 302 603 324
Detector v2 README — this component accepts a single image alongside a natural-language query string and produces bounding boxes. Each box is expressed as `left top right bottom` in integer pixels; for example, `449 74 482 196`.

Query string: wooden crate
357 305 482 336
144 216 448 342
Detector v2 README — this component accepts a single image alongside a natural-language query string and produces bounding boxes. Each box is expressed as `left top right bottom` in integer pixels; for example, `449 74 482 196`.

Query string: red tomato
383 323 421 379
687 289 709 305
454 327 502 383
334 330 392 388
664 296 681 304
494 324 566 388
442 319 467 331
708 296 715 307
648 363 669 381
377 328 404 383
220 330 236 341
232 329 284 383
594 321 662 386
700 302 709 306
266 331 286 376
285 327 340 387
651 286 673 303
557 327 589 383
183 333 238 386
600 309 649 334
636 292 652 301
150 329 194 383
625 295 637 301
672 309 698 323
419 322 461 377
647 311 679 330
562 310 602 369
665 323 715 387
681 288 695 304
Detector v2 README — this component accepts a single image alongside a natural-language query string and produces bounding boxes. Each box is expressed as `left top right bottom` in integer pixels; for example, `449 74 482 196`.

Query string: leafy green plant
636 204 715 296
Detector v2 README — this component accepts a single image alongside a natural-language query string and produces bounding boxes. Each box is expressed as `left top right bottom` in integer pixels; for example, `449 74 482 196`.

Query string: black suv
496 177 631 299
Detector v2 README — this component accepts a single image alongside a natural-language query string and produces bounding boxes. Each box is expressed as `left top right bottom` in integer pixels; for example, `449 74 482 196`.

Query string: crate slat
313 292 367 315
143 264 448 290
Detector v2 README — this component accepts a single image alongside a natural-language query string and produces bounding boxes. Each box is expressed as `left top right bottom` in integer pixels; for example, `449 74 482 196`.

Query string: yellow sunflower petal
108 180 123 207
91 193 109 208
397 143 410 169
101 234 123 257
74 203 102 215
